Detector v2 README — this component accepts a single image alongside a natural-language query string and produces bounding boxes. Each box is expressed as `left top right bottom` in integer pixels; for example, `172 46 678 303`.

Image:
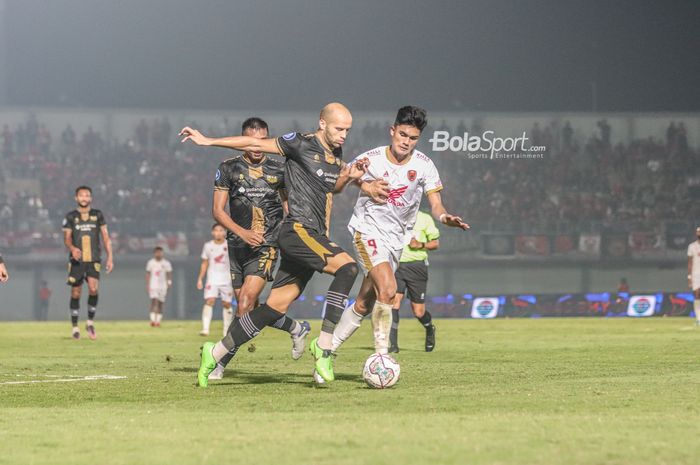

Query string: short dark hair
212 222 224 230
394 106 428 132
154 246 164 252
241 117 269 135
75 185 92 195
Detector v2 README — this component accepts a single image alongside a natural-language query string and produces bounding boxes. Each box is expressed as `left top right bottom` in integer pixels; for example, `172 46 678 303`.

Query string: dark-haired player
62 186 113 339
207 117 311 380
329 106 468 368
197 223 234 337
181 103 385 386
146 246 172 326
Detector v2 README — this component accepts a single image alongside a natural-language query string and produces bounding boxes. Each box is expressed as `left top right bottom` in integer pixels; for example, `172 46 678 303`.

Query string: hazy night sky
5 0 700 111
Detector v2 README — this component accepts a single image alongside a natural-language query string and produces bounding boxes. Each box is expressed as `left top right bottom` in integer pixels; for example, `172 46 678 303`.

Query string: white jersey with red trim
201 240 231 286
688 241 700 289
146 258 172 290
348 146 443 250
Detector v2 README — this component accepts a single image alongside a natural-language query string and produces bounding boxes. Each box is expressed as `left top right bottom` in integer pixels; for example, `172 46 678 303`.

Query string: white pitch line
0 375 127 385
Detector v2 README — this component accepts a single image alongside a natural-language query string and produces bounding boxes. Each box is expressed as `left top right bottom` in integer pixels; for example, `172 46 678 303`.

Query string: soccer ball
362 353 400 389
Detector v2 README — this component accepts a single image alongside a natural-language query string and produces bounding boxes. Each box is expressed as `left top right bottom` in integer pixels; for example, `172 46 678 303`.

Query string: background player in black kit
209 117 311 380
181 103 388 385
62 186 113 340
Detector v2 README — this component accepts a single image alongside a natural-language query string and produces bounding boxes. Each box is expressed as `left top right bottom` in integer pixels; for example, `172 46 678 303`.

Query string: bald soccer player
181 103 389 386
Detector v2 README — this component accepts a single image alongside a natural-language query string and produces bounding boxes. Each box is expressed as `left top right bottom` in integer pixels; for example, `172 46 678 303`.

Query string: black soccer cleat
425 324 436 352
388 344 400 353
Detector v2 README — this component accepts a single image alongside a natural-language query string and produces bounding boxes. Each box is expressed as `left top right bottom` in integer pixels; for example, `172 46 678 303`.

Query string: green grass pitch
1 318 699 465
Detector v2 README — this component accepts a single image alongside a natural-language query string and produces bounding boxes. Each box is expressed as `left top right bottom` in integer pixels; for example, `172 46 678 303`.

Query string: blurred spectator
37 281 51 321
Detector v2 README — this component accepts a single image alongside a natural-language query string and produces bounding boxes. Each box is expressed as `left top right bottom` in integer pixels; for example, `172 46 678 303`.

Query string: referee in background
390 210 440 353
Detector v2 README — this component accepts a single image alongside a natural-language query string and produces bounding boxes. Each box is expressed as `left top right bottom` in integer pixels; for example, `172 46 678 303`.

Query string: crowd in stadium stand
1 115 698 249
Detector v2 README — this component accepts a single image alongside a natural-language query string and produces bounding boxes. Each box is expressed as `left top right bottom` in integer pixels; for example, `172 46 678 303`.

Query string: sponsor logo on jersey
282 132 296 141
383 171 389 177
407 170 417 182
387 185 408 207
316 169 324 176
214 253 226 264
215 169 221 181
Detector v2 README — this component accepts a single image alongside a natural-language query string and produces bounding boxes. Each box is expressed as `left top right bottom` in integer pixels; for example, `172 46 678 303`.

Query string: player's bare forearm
179 127 282 154
427 191 470 230
333 173 354 193
198 260 208 282
63 230 76 253
212 204 245 239
334 158 369 193
426 239 440 251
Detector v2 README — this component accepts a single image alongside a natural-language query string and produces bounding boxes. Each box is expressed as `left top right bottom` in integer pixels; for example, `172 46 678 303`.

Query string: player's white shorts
203 282 234 301
350 229 403 275
692 274 700 292
149 287 168 303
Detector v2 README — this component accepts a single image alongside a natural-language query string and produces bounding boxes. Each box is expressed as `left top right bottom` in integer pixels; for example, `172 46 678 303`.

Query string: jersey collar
385 146 413 166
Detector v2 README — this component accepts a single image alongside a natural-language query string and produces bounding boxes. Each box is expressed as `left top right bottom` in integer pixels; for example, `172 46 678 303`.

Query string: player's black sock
417 311 432 328
390 308 400 346
221 303 284 351
271 314 295 333
70 297 80 326
321 262 358 333
87 294 98 320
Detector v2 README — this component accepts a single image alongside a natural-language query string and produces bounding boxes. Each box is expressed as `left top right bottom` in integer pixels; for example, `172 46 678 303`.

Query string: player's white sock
201 304 213 333
288 320 302 336
331 303 364 352
695 300 700 323
155 313 162 323
222 307 234 336
370 301 393 355
149 312 156 323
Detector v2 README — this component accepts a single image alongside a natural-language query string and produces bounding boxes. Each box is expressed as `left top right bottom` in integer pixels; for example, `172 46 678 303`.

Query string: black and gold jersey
275 132 343 236
62 209 106 263
214 154 286 247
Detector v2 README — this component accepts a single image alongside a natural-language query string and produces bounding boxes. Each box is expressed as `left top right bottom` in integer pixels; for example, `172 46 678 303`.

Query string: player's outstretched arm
179 127 282 155
426 191 470 230
212 190 264 247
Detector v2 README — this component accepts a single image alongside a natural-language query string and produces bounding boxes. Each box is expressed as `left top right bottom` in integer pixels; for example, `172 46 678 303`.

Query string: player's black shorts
272 222 345 292
229 245 279 289
395 260 428 304
66 260 101 286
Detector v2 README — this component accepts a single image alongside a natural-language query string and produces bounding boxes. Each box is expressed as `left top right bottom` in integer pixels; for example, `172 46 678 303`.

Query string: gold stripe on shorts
293 223 332 262
353 231 373 271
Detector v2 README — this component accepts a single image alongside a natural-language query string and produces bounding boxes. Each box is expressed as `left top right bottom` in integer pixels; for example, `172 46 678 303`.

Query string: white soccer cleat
312 369 326 385
208 365 224 380
291 321 311 360
199 330 209 336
